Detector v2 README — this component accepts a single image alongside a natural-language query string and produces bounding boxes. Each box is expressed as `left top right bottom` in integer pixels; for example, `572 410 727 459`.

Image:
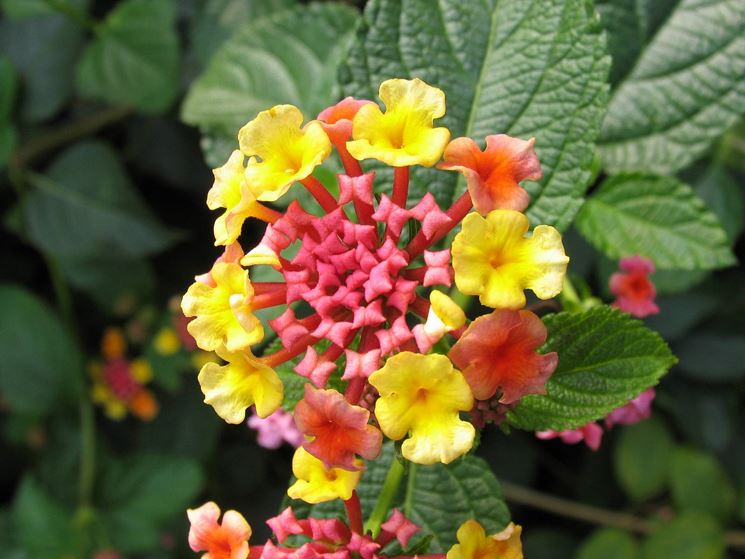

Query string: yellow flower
347 78 450 167
153 328 180 356
447 520 523 559
369 352 474 464
181 262 263 352
208 150 269 246
452 210 568 309
238 105 331 202
198 346 283 423
287 447 361 504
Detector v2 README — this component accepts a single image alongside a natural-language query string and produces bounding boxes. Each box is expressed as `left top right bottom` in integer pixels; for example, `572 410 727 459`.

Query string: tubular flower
198 346 283 423
448 310 557 404
287 447 362 504
207 150 276 246
610 255 659 318
447 520 523 559
413 290 466 353
452 210 569 309
294 385 382 470
605 388 655 428
369 352 474 464
247 407 303 449
182 257 264 353
187 501 251 559
238 105 331 202
347 78 450 167
536 422 603 451
439 135 542 214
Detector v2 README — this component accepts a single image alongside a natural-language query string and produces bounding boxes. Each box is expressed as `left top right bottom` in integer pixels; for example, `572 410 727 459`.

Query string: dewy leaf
614 416 674 502
76 0 180 113
98 453 204 553
406 457 511 552
0 284 83 416
338 0 610 230
575 174 735 270
22 141 179 261
507 306 676 431
181 3 359 167
0 3 86 122
598 0 745 174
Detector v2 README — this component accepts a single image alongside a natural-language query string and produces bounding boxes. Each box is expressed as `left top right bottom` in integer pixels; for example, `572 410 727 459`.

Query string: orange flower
294 385 382 470
187 501 251 559
447 520 523 559
439 135 541 214
448 310 557 404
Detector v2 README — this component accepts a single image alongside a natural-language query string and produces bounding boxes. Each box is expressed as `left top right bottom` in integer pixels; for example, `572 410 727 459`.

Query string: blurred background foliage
0 0 743 558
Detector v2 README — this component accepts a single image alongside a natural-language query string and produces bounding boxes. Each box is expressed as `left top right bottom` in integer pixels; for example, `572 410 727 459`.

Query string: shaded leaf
640 513 725 559
670 448 736 523
576 528 639 559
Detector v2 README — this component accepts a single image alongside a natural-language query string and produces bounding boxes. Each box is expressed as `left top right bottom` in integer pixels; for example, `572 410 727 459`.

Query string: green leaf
507 306 676 431
338 0 610 229
0 5 85 122
406 457 511 552
0 125 15 170
98 454 203 553
670 448 736 523
0 0 85 18
76 0 180 113
0 56 17 123
614 416 674 502
598 0 745 174
691 165 745 242
190 0 296 65
576 174 735 270
22 141 179 261
12 477 79 559
577 528 639 559
640 513 725 559
182 3 359 167
0 284 83 415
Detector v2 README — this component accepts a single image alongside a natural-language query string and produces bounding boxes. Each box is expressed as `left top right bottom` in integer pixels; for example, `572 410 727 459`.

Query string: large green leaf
670 448 736 523
640 513 725 559
576 529 639 559
190 0 296 65
598 0 745 174
0 284 83 415
507 306 676 431
575 174 735 270
614 416 674 502
98 454 203 553
0 3 86 122
22 141 179 261
338 0 610 229
405 457 511 552
12 477 79 559
182 3 359 167
76 0 180 113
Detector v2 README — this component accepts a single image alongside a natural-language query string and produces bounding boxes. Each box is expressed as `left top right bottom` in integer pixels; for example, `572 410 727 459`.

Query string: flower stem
345 491 364 534
391 166 410 208
364 457 406 537
300 176 339 213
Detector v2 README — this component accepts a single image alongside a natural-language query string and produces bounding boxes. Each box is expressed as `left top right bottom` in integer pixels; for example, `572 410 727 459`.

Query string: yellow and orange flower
452 210 568 309
198 346 283 424
181 259 263 353
238 105 331 202
347 78 450 167
187 501 251 559
287 447 362 504
369 352 474 465
439 135 542 214
447 520 523 559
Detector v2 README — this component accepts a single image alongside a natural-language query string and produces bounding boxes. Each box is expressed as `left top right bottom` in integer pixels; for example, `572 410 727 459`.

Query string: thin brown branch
500 480 745 550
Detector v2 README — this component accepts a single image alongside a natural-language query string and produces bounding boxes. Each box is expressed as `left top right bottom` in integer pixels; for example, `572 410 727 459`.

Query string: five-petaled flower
287 447 362 504
187 501 251 559
610 255 659 318
447 519 523 559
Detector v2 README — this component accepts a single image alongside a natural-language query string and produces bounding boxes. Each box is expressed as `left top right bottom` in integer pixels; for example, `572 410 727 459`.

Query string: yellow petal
238 105 331 202
198 348 283 423
347 78 450 167
287 447 361 504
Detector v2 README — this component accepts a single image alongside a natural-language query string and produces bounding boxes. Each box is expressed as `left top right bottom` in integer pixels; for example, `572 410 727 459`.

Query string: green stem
364 457 406 537
403 463 417 517
558 275 582 312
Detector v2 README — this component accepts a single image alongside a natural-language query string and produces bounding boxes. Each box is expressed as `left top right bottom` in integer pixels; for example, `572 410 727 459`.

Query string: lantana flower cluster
181 77 575 559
